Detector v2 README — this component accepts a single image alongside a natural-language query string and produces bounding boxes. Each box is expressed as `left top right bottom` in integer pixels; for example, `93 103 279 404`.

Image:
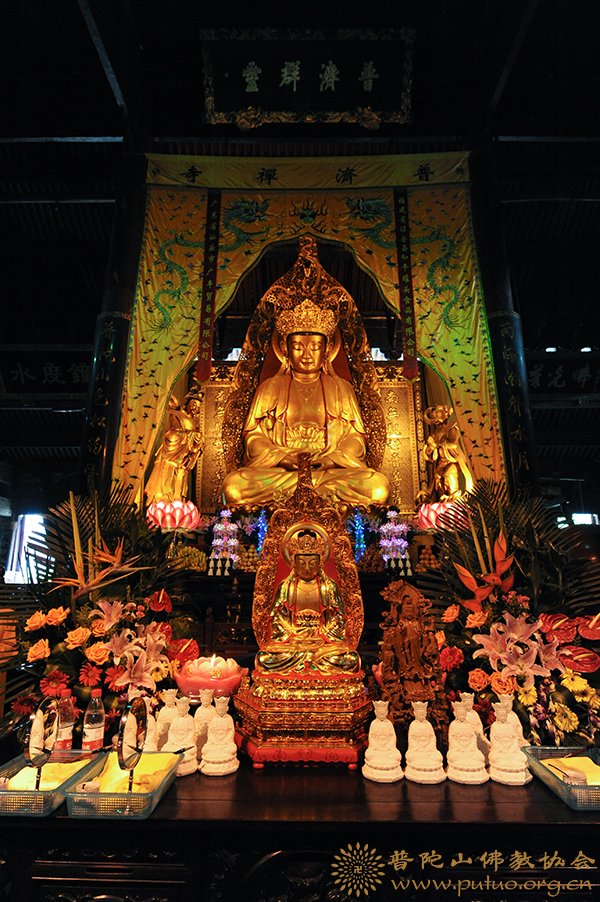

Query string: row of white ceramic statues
362 692 531 786
127 688 239 777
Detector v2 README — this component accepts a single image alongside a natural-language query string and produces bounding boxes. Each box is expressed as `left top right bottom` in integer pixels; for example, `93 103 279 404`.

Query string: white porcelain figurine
497 693 528 747
405 701 446 783
446 700 489 784
362 700 403 783
156 688 179 750
199 696 239 777
489 703 532 785
194 688 216 758
163 696 198 776
460 691 491 762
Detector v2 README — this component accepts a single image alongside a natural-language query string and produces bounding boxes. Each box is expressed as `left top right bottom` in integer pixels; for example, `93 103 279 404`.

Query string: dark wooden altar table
0 759 598 901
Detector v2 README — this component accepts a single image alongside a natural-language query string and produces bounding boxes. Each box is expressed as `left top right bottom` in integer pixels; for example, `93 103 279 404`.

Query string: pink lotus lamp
146 500 200 530
174 654 246 698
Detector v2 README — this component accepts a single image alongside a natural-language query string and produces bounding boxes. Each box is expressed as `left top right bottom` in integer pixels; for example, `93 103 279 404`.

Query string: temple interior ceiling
0 0 598 517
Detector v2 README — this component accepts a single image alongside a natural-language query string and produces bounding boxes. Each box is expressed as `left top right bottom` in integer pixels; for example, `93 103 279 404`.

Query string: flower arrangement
18 589 176 738
11 485 199 740
416 479 600 747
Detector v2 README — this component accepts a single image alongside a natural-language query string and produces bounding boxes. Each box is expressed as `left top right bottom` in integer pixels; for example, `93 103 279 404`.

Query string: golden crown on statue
275 299 338 342
285 529 330 563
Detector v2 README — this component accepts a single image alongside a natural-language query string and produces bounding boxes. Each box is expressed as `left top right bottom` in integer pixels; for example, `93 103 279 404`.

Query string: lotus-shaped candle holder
174 654 246 698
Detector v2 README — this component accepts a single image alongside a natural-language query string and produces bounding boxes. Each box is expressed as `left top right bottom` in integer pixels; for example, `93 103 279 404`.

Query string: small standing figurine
194 688 216 759
446 701 489 784
497 693 528 747
199 696 239 777
460 692 491 763
145 387 204 504
488 703 532 785
163 696 198 776
156 688 179 750
362 700 404 783
419 405 474 503
405 701 445 784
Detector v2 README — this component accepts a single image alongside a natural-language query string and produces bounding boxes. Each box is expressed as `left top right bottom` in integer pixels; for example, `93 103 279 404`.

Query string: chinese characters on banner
202 30 414 127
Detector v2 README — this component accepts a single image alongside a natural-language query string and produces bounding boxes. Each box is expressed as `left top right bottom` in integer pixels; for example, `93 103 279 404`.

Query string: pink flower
112 650 157 692
89 599 125 634
472 623 510 670
105 629 137 665
500 644 551 689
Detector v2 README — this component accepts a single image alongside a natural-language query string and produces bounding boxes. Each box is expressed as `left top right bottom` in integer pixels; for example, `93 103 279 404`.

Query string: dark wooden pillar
79 150 148 494
469 140 539 495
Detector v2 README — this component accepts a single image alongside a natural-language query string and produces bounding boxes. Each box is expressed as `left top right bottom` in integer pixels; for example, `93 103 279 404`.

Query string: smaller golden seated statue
256 524 360 676
233 469 370 767
145 387 204 504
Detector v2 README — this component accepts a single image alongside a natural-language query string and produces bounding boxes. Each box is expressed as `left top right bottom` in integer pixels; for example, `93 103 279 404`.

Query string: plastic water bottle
55 689 76 750
81 688 105 751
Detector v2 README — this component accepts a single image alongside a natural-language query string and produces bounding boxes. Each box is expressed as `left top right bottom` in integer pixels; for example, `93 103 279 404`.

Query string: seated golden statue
256 523 360 676
222 237 389 509
145 387 204 504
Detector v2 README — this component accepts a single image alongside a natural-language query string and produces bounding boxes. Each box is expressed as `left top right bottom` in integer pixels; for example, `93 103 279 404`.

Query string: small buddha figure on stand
163 696 197 776
418 405 474 504
405 701 446 784
199 696 239 777
255 524 360 676
446 700 489 784
222 238 389 509
145 384 204 504
497 693 528 747
156 688 178 750
488 703 532 785
194 688 216 758
362 700 403 783
460 691 490 763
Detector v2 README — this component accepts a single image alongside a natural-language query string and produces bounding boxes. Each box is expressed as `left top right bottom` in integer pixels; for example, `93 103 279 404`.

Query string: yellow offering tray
523 746 600 810
0 750 98 817
64 751 181 819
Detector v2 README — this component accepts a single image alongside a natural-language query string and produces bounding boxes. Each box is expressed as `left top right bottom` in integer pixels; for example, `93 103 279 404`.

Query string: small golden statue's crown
275 299 337 342
287 529 328 561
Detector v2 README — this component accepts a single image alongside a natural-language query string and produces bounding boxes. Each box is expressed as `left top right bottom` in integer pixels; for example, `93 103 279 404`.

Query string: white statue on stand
163 696 198 776
199 696 239 776
460 691 490 763
194 688 216 758
405 701 445 783
489 703 532 785
497 693 527 747
446 701 489 784
156 688 179 750
362 700 403 783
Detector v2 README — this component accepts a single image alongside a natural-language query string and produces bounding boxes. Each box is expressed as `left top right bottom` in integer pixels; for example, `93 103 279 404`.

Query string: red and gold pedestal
234 670 371 768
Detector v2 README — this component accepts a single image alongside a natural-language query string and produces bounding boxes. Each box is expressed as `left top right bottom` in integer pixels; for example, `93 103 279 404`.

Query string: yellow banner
147 152 469 190
113 153 505 504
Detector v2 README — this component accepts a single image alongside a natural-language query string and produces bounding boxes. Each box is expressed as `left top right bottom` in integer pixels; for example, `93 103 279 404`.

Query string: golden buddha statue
256 524 360 676
144 387 204 504
222 294 390 508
